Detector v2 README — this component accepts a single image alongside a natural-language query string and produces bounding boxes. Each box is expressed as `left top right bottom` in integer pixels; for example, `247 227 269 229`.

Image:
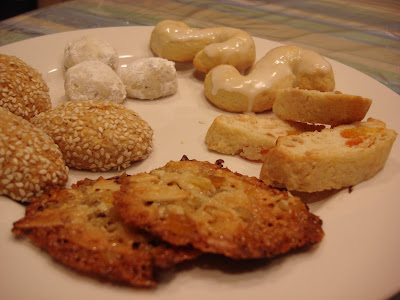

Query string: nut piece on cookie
31 100 153 171
260 118 397 192
65 60 126 103
0 54 51 120
114 160 324 260
0 108 68 202
12 176 199 287
205 114 324 161
64 35 119 71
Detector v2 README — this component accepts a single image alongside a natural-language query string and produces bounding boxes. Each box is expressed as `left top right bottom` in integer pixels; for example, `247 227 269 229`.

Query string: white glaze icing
150 20 255 73
210 45 333 112
202 30 254 63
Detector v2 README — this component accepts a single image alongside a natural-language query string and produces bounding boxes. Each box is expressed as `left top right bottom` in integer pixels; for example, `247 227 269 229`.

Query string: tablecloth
0 0 399 94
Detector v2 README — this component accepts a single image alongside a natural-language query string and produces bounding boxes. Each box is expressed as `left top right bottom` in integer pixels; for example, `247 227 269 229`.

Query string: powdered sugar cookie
119 57 177 100
64 35 119 70
65 60 126 103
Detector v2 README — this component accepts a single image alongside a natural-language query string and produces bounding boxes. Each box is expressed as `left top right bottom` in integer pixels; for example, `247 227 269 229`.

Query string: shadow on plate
156 242 321 285
291 188 344 205
174 61 195 73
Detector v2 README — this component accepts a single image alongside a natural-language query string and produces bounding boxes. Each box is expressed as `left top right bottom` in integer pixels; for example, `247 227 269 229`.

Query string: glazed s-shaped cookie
150 20 256 73
204 45 336 113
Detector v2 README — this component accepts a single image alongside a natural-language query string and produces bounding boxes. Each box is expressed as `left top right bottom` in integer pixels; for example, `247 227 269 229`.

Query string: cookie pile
13 159 324 286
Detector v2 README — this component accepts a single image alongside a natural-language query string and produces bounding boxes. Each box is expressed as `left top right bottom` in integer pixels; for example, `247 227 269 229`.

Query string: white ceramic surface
0 27 399 300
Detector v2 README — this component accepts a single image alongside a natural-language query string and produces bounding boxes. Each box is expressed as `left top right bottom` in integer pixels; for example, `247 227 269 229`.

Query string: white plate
0 27 399 300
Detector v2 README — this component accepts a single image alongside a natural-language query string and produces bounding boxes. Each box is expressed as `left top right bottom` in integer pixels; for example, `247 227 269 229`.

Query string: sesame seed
1 179 10 185
29 100 153 171
0 105 69 202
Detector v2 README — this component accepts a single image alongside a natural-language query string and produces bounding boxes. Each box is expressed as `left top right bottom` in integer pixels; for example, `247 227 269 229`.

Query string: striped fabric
0 0 399 94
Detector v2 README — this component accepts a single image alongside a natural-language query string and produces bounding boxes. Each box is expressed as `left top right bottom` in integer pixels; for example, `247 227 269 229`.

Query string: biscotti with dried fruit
273 88 372 126
205 114 323 161
260 118 397 192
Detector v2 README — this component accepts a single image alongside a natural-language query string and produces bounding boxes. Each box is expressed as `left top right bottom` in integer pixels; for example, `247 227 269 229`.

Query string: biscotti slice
273 88 372 126
12 176 199 287
114 159 324 260
205 114 324 161
260 118 397 192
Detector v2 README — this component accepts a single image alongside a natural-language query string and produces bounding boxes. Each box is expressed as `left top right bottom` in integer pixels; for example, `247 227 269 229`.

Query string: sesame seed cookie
0 54 51 120
31 100 153 171
0 108 68 203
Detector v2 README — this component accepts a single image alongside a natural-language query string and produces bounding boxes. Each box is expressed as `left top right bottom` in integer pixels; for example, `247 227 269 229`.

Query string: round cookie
119 57 177 100
64 35 119 70
65 60 126 103
0 54 51 120
30 100 153 171
0 108 69 203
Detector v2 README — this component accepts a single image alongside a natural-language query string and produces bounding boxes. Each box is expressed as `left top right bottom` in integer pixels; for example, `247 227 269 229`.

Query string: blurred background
0 0 66 20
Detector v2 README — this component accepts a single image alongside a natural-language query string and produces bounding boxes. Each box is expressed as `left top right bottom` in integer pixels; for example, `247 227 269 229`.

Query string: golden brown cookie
31 100 153 171
204 45 335 113
150 20 256 73
114 160 324 260
0 108 68 203
12 176 199 287
260 118 397 192
205 114 324 161
273 88 372 126
0 54 51 120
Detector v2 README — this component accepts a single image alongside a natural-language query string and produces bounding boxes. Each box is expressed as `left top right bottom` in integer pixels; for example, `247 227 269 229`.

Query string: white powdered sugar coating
64 60 127 103
64 35 119 70
120 57 178 100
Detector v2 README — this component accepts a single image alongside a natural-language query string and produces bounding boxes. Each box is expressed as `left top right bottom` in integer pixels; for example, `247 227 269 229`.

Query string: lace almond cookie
12 176 200 287
114 159 324 260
